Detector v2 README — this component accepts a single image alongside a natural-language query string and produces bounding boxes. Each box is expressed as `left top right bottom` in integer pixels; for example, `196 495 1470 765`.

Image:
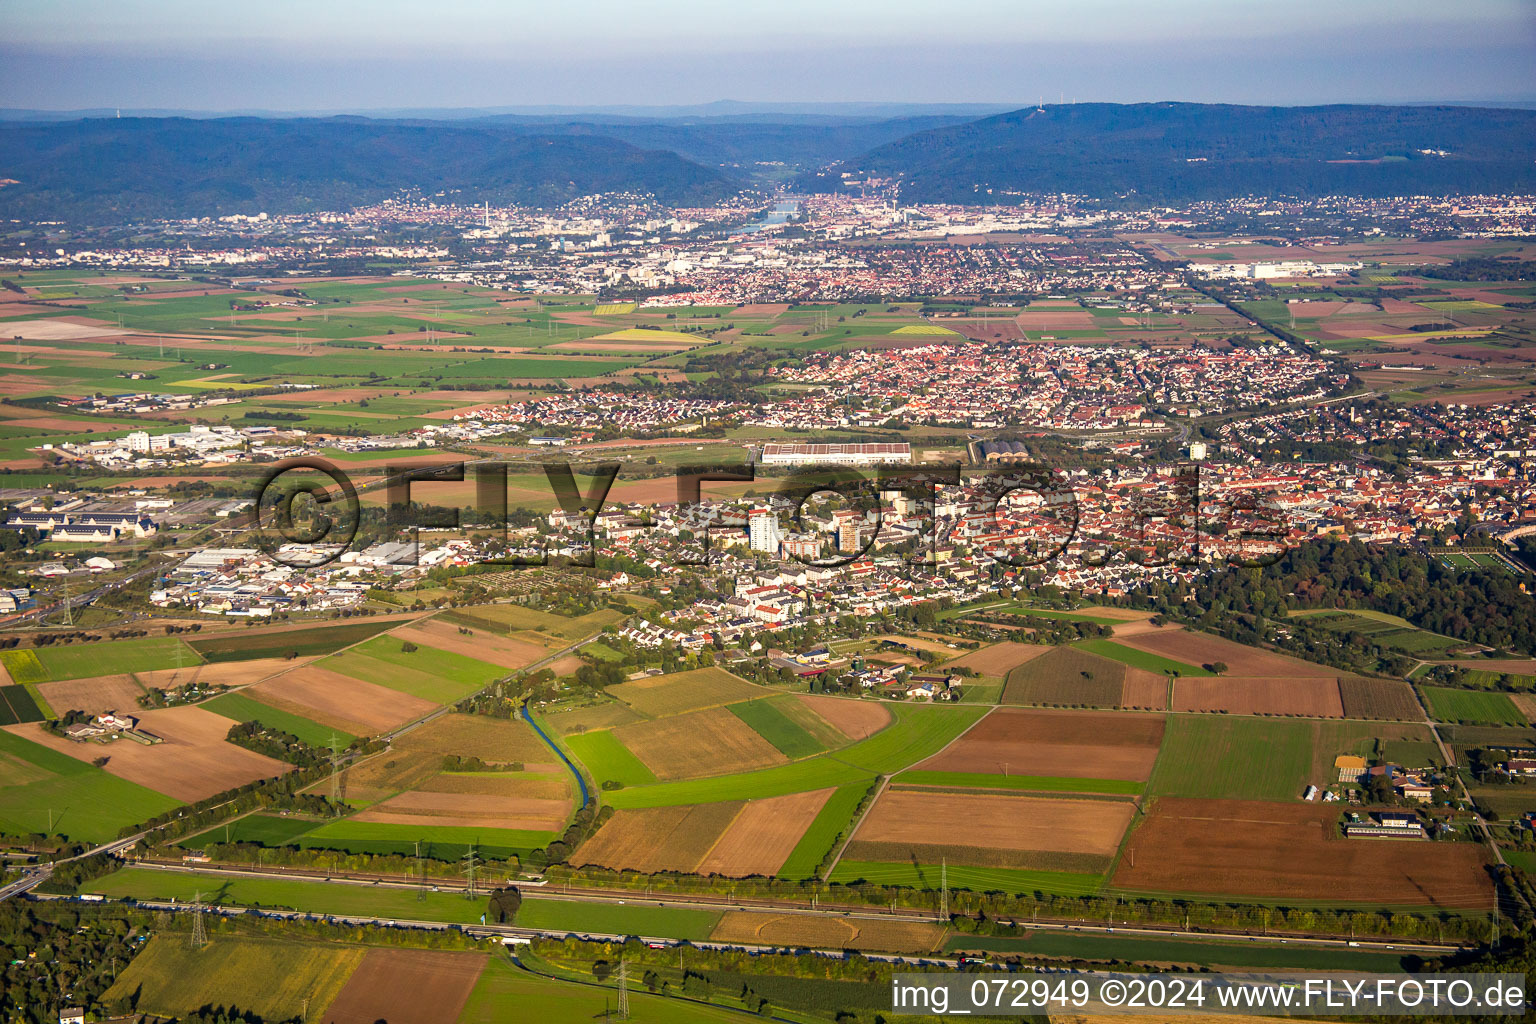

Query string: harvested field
545 655 585 677
321 948 486 1024
919 708 1164 782
1113 798 1493 908
794 694 891 740
605 667 766 717
1117 629 1325 677
135 657 309 691
9 707 290 802
1338 677 1422 720
394 712 553 765
547 701 645 734
614 706 786 780
946 641 1052 676
248 665 437 735
1172 677 1344 718
1003 647 1125 707
571 802 744 874
696 789 833 877
1118 673 1169 711
354 791 569 832
390 618 548 670
36 674 144 715
854 790 1133 860
709 911 945 953
1512 694 1536 725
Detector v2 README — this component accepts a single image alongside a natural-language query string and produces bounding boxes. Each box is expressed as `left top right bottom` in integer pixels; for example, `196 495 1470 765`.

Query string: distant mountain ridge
805 102 1536 202
3 103 1534 224
0 117 739 223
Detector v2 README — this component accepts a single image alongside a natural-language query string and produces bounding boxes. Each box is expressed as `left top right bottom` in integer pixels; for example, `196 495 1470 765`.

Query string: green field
827 860 1102 896
603 704 986 809
188 619 401 662
567 729 659 787
201 691 354 747
1075 639 1211 676
323 646 492 704
945 931 1411 971
103 934 364 1021
0 684 44 725
726 698 825 759
1148 716 1315 801
461 953 749 1024
1423 686 1525 725
90 867 719 940
776 783 869 880
181 812 325 848
895 771 1143 795
1 636 202 682
0 728 180 841
296 819 554 860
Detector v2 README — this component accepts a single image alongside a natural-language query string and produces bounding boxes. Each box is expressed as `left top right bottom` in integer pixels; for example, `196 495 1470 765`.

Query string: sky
1 0 1533 112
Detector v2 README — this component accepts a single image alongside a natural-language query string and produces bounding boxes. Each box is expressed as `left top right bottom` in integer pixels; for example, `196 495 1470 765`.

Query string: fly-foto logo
249 457 1289 571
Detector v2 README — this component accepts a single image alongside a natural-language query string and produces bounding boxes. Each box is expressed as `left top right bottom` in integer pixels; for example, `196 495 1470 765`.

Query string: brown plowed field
919 708 1164 781
321 948 485 1024
947 641 1052 676
1512 694 1536 725
7 706 291 802
855 790 1133 859
135 657 311 690
709 912 945 953
37 674 145 715
1118 672 1169 711
614 706 786 780
392 618 550 669
1117 629 1331 677
571 802 745 873
1112 798 1493 907
1338 677 1423 720
1003 647 1125 707
249 665 436 735
794 694 892 740
696 789 833 877
1171 677 1344 717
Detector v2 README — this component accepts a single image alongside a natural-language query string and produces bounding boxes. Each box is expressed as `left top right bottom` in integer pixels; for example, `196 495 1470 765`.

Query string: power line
616 957 629 1019
190 890 208 949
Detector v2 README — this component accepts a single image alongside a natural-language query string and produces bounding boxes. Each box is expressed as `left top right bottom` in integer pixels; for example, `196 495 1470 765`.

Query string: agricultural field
187 618 404 662
1423 686 1525 725
9 706 292 801
0 684 44 725
843 788 1134 874
604 667 767 717
708 911 946 953
459 955 747 1024
1299 610 1465 655
104 935 365 1022
1000 645 1169 709
827 859 1103 896
323 948 488 1024
247 663 438 736
1148 715 1436 802
0 727 180 841
1 636 202 682
201 690 354 747
1076 637 1213 677
1112 797 1493 907
601 703 985 810
1171 676 1344 717
914 707 1164 783
442 603 625 643
610 705 786 780
572 790 834 877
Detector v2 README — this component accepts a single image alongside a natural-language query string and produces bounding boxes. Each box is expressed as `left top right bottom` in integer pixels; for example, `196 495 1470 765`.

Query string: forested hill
0 117 739 223
803 102 1536 203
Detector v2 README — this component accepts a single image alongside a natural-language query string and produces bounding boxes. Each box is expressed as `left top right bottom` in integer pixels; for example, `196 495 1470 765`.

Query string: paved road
0 832 146 903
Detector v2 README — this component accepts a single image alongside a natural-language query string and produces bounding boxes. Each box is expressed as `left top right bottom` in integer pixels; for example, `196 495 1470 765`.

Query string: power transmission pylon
60 575 73 627
190 891 208 949
328 734 342 810
939 858 948 921
462 843 479 898
416 839 426 902
616 958 629 1019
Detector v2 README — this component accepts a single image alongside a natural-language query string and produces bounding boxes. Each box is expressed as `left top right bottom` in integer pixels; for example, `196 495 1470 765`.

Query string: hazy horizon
2 0 1533 111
